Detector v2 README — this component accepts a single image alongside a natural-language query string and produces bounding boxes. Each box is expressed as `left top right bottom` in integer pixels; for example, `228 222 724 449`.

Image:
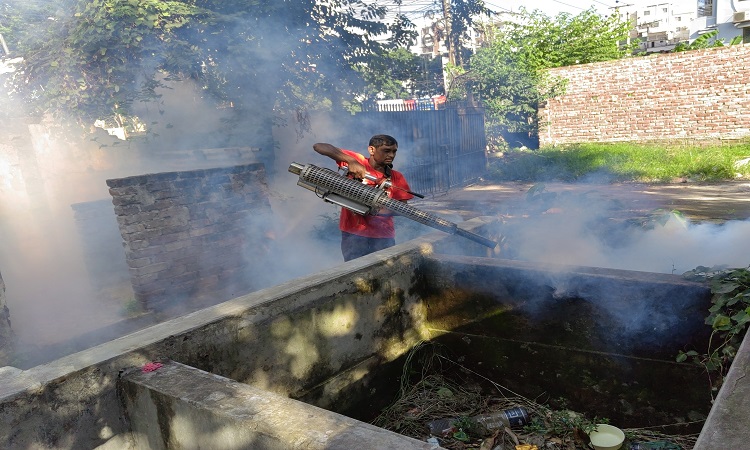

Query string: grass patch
487 141 750 183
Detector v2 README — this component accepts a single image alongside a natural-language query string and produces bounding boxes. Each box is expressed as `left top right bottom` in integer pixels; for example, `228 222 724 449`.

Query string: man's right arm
313 143 367 178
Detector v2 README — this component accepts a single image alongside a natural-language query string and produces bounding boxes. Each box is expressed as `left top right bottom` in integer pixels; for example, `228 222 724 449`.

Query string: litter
141 362 163 373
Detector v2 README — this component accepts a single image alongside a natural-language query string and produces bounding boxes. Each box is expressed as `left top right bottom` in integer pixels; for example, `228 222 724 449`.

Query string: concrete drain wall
122 361 433 450
0 218 745 449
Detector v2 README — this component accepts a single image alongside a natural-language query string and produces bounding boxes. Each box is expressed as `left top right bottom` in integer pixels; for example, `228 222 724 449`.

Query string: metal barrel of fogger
289 162 496 248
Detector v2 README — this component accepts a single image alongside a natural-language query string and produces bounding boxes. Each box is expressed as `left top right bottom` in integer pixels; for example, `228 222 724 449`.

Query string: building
692 0 750 43
617 0 750 53
628 2 694 52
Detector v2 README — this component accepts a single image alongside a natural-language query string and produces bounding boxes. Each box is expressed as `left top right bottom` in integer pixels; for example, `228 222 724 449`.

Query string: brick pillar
106 164 275 314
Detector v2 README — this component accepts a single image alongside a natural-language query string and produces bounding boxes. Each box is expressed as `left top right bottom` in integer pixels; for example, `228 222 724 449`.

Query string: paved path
415 180 750 223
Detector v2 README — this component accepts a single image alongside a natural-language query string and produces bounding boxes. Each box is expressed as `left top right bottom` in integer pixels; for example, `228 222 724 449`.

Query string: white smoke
496 189 750 275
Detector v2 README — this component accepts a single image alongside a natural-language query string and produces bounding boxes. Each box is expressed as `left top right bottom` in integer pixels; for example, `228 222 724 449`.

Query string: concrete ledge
0 237 435 449
122 360 440 450
420 254 712 355
693 328 750 450
4 217 741 450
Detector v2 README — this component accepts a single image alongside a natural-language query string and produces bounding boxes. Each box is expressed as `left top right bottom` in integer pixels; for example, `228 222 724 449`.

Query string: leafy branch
673 30 743 52
678 266 750 397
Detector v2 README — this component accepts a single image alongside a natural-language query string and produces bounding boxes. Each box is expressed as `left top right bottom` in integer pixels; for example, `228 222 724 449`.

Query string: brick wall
106 164 274 313
539 45 750 146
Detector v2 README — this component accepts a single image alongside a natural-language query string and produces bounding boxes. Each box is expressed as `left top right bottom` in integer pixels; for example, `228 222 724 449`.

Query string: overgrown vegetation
373 342 698 449
679 266 750 397
466 8 634 145
486 141 750 183
2 0 414 129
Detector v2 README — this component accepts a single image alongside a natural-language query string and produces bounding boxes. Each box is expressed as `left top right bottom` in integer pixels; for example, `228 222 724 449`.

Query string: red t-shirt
337 150 413 238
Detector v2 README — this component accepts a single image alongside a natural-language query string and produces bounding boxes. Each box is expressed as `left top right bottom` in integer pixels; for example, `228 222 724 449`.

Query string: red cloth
141 362 163 373
336 150 413 238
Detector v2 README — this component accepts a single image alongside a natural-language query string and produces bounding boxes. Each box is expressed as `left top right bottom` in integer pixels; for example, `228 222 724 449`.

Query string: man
313 134 413 261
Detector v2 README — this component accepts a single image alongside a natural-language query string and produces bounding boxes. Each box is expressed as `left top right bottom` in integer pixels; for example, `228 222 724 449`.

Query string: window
644 10 651 15
698 0 714 17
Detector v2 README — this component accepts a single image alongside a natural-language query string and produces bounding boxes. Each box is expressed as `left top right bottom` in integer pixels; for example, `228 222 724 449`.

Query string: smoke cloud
486 185 750 275
1 3 748 371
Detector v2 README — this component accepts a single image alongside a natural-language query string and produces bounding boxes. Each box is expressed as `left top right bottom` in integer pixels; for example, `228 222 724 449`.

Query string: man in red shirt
313 134 414 261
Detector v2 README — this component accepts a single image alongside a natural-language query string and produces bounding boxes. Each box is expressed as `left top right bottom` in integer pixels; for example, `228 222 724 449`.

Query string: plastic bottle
427 407 531 436
473 407 531 430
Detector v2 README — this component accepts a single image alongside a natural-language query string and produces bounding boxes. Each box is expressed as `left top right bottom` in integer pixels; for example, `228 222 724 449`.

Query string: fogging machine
288 162 496 249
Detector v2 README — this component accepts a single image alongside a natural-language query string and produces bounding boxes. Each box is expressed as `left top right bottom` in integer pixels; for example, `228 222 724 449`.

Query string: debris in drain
629 441 684 450
372 343 700 450
428 406 530 436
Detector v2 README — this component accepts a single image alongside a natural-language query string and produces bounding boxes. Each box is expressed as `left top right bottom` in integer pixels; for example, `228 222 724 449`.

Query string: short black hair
369 134 398 148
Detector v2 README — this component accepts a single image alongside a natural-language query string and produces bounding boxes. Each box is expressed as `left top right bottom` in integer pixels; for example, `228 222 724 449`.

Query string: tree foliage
416 0 492 68
679 266 750 395
355 48 444 101
14 0 205 124
443 0 492 67
3 0 415 131
673 29 743 52
0 1 62 54
467 8 633 144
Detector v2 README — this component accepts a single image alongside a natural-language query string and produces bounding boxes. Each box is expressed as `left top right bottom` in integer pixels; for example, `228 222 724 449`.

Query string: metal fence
355 102 487 195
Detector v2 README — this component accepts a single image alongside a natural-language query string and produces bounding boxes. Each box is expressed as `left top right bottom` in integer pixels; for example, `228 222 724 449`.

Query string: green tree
12 0 206 125
445 0 492 67
421 0 491 68
4 0 411 137
356 48 444 102
467 8 633 147
0 0 64 55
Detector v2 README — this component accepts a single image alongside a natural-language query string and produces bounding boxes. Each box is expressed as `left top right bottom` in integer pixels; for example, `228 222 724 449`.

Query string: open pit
1 217 744 449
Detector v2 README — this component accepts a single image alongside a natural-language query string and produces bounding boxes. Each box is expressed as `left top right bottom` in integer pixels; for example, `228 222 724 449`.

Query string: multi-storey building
628 2 695 52
618 0 750 52
692 0 750 43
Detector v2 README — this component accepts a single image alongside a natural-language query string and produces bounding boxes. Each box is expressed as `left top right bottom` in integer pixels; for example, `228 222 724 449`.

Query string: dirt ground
416 180 750 223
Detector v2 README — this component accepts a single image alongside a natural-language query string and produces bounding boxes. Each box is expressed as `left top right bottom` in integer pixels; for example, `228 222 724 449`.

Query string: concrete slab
122 360 441 450
693 327 750 450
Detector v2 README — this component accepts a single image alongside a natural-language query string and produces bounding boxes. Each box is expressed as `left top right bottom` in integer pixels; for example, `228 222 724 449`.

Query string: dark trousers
341 231 396 262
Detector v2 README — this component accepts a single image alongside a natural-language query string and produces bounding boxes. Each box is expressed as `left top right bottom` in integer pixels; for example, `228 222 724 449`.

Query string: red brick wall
539 45 750 146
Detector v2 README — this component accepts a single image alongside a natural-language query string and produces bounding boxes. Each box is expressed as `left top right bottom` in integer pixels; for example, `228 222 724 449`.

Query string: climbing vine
678 266 750 396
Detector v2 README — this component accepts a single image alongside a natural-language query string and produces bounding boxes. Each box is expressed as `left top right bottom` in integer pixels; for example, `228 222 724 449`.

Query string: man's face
368 143 398 168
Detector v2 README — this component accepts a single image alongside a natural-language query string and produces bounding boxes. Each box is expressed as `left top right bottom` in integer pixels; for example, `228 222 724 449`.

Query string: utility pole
442 0 455 65
0 33 9 56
